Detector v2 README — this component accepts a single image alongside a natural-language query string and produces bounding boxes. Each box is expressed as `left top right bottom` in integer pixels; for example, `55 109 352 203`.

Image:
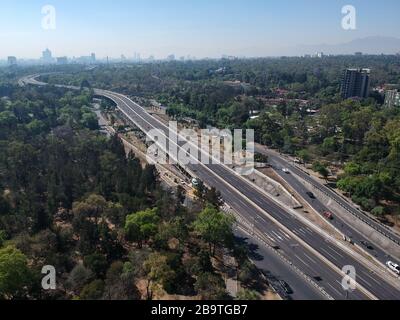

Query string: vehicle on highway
282 168 290 174
279 280 293 294
323 211 334 220
361 241 374 250
386 261 400 275
306 192 316 199
191 178 200 187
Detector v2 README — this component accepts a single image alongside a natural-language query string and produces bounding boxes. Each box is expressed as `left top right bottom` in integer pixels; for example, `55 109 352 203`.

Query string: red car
323 211 333 220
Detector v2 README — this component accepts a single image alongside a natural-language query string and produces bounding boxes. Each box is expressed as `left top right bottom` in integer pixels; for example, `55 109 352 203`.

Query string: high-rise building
133 52 141 62
384 90 400 108
42 48 53 63
7 56 17 66
91 53 96 63
57 57 68 65
341 68 371 99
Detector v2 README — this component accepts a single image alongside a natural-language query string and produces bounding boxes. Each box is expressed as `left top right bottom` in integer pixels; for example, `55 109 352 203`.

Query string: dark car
279 280 293 295
361 241 374 250
306 192 316 199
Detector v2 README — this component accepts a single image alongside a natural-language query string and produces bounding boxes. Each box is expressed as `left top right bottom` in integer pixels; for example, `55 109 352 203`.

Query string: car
191 178 200 187
386 261 400 275
282 168 290 174
279 280 293 294
361 241 374 250
306 192 316 199
323 211 333 220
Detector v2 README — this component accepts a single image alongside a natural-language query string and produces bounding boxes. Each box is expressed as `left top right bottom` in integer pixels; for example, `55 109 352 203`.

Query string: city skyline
1 0 400 59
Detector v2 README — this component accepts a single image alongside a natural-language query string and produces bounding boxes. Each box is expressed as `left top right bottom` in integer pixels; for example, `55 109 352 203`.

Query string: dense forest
0 77 262 300
42 56 400 219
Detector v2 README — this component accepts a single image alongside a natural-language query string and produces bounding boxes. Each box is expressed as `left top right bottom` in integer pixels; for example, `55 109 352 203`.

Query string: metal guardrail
287 161 400 246
222 205 334 301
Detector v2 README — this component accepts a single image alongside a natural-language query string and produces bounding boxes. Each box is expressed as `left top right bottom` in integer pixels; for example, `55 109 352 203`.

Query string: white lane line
271 230 284 241
258 216 267 223
279 229 292 240
358 275 373 288
320 247 339 262
305 227 315 235
327 283 343 297
265 234 276 242
294 254 310 268
328 247 345 259
360 271 381 286
303 252 317 264
297 228 307 236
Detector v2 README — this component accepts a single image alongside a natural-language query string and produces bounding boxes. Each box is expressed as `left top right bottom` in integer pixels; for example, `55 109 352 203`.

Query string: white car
282 168 290 174
386 261 400 275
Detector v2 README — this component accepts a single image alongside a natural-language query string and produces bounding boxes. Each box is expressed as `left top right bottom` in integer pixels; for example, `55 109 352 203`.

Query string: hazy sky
1 0 399 59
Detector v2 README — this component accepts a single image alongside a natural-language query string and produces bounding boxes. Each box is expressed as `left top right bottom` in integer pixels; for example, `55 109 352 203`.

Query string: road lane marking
358 276 373 288
320 247 339 262
303 252 317 264
327 283 343 297
294 254 309 268
271 231 284 241
279 229 292 239
360 271 381 286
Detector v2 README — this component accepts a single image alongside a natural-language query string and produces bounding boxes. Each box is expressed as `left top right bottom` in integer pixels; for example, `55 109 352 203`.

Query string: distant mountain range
291 36 400 56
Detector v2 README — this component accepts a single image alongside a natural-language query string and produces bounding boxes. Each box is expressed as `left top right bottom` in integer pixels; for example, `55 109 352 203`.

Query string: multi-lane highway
21 75 400 300
255 145 400 264
259 146 400 245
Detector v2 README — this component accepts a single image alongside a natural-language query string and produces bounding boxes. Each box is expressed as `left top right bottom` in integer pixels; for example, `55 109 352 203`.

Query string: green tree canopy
125 208 160 247
192 206 235 255
0 246 32 299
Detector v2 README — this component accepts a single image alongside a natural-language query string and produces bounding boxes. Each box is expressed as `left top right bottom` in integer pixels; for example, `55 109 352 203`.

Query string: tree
80 79 91 89
80 280 105 300
0 246 32 299
143 253 175 300
371 206 385 218
67 264 93 292
0 230 6 247
320 137 337 155
83 253 109 277
296 149 311 164
141 165 158 193
204 187 223 208
312 162 330 181
103 261 140 300
125 208 159 247
81 112 99 130
236 289 261 300
194 272 227 300
192 206 235 255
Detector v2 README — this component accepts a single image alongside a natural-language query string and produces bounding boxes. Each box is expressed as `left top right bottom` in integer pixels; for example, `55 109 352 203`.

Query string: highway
255 145 400 265
21 75 400 300
99 90 399 300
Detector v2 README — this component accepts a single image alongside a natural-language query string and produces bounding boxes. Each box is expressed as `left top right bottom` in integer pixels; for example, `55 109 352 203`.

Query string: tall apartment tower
341 68 371 99
42 48 53 64
7 56 17 66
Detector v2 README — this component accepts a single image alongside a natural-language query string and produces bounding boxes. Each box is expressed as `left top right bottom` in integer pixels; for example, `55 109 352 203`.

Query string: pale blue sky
0 0 399 59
